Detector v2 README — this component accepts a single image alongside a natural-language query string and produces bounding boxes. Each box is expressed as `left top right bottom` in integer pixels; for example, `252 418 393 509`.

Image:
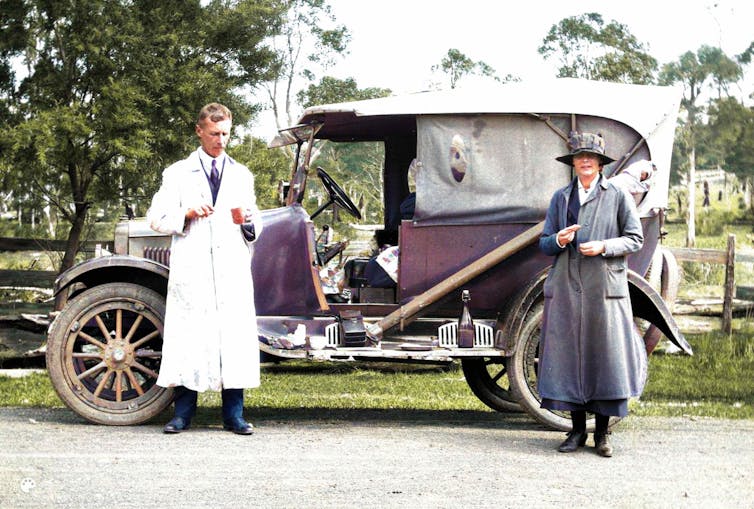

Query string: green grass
2 331 752 421
633 331 754 419
664 186 754 295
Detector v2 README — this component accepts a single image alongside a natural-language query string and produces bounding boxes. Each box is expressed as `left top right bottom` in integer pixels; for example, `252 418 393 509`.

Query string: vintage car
46 78 692 430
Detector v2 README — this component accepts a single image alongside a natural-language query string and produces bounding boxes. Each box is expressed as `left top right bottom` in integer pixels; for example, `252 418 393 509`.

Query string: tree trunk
686 147 696 248
746 177 752 211
60 202 89 273
44 204 56 238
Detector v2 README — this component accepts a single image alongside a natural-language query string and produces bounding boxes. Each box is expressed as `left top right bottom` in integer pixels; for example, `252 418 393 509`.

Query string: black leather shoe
163 417 190 434
594 432 613 457
223 419 254 435
557 431 587 452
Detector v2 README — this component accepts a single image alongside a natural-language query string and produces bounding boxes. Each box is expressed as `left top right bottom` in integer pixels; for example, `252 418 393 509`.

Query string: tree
0 0 283 271
698 45 743 99
538 13 657 84
659 45 743 246
703 98 750 169
297 76 390 108
261 0 350 136
431 48 515 89
705 97 754 211
228 135 291 210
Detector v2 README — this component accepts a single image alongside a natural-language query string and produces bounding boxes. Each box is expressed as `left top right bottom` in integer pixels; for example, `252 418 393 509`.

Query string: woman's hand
557 224 581 246
579 240 606 256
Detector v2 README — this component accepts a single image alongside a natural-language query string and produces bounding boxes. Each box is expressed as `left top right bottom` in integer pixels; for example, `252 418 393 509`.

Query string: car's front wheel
46 283 173 425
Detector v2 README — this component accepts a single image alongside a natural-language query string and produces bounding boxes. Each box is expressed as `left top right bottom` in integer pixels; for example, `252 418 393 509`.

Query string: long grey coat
538 175 647 404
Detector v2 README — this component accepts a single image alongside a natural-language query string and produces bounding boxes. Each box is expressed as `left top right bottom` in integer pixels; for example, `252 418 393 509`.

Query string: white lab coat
147 149 263 391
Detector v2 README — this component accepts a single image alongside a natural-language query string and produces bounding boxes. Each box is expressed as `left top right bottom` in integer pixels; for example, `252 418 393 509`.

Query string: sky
250 0 753 139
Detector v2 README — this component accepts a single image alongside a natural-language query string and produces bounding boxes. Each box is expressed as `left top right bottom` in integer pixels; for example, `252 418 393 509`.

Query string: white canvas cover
413 112 656 224
414 114 570 223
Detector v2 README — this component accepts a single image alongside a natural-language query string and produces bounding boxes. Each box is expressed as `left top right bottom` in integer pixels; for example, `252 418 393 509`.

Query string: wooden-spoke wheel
461 357 521 413
47 283 173 425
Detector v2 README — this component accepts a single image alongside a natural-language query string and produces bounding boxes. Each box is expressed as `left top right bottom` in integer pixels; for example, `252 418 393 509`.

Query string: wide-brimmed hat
555 132 615 166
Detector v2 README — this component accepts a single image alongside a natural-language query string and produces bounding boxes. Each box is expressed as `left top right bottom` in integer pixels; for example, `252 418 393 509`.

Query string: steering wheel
312 167 362 220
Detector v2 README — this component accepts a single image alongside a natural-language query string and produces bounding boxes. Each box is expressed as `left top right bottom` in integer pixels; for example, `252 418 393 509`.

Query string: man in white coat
147 103 263 435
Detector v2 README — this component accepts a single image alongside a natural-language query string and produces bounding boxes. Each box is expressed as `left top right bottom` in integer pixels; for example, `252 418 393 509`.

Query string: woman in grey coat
538 132 647 457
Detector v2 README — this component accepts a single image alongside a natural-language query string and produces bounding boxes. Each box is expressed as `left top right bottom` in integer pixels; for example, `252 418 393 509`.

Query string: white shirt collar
197 148 225 176
577 174 600 199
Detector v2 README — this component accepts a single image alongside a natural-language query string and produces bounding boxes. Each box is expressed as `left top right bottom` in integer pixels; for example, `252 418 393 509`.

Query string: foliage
659 45 745 246
695 208 738 237
430 48 517 89
297 76 390 108
0 0 284 271
262 0 350 132
704 97 754 181
308 140 385 227
538 13 657 84
636 331 754 419
660 46 742 118
228 135 291 210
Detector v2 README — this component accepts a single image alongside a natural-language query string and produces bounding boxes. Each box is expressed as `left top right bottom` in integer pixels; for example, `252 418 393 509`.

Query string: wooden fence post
722 234 735 334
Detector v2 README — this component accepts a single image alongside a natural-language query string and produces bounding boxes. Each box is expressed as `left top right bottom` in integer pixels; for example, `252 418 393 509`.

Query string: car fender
53 255 169 310
628 269 692 355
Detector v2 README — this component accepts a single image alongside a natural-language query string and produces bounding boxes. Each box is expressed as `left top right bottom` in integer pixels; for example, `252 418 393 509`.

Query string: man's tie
209 159 220 204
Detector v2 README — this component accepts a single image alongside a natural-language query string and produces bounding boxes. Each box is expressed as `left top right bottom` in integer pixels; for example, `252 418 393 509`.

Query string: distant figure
124 203 135 220
702 180 710 208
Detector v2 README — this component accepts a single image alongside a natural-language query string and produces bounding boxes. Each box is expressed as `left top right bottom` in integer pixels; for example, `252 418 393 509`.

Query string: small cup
231 207 245 224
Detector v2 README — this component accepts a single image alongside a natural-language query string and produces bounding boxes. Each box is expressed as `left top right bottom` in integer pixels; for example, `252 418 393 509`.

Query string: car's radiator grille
437 322 495 348
143 246 171 267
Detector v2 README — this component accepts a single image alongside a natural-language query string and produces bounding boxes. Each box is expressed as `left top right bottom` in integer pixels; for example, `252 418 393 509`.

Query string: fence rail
667 235 754 334
0 237 110 253
0 270 57 288
0 236 110 293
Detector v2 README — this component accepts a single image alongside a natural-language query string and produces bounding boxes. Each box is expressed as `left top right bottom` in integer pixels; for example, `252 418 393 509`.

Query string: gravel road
1 407 752 508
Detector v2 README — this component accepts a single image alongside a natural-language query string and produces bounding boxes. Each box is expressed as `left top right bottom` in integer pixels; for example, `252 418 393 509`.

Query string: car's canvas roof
295 78 681 143
285 78 681 221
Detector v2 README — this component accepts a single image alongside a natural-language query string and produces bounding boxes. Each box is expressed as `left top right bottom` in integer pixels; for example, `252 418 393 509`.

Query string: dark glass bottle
458 290 475 348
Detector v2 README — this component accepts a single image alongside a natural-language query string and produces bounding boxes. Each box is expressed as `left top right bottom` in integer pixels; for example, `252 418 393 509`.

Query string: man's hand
579 240 606 256
557 224 581 246
186 204 214 220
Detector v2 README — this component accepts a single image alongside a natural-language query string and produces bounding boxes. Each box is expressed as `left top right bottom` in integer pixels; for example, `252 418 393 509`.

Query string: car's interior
307 136 417 306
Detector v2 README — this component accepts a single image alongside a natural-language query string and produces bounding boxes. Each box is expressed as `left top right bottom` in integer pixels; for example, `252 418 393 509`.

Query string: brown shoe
557 431 587 453
594 432 613 457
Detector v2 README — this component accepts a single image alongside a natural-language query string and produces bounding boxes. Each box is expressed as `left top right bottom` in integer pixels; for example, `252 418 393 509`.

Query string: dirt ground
1 406 752 509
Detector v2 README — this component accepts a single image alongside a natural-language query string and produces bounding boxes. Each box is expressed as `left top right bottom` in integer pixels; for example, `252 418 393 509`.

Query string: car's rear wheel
47 283 173 425
507 302 621 431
